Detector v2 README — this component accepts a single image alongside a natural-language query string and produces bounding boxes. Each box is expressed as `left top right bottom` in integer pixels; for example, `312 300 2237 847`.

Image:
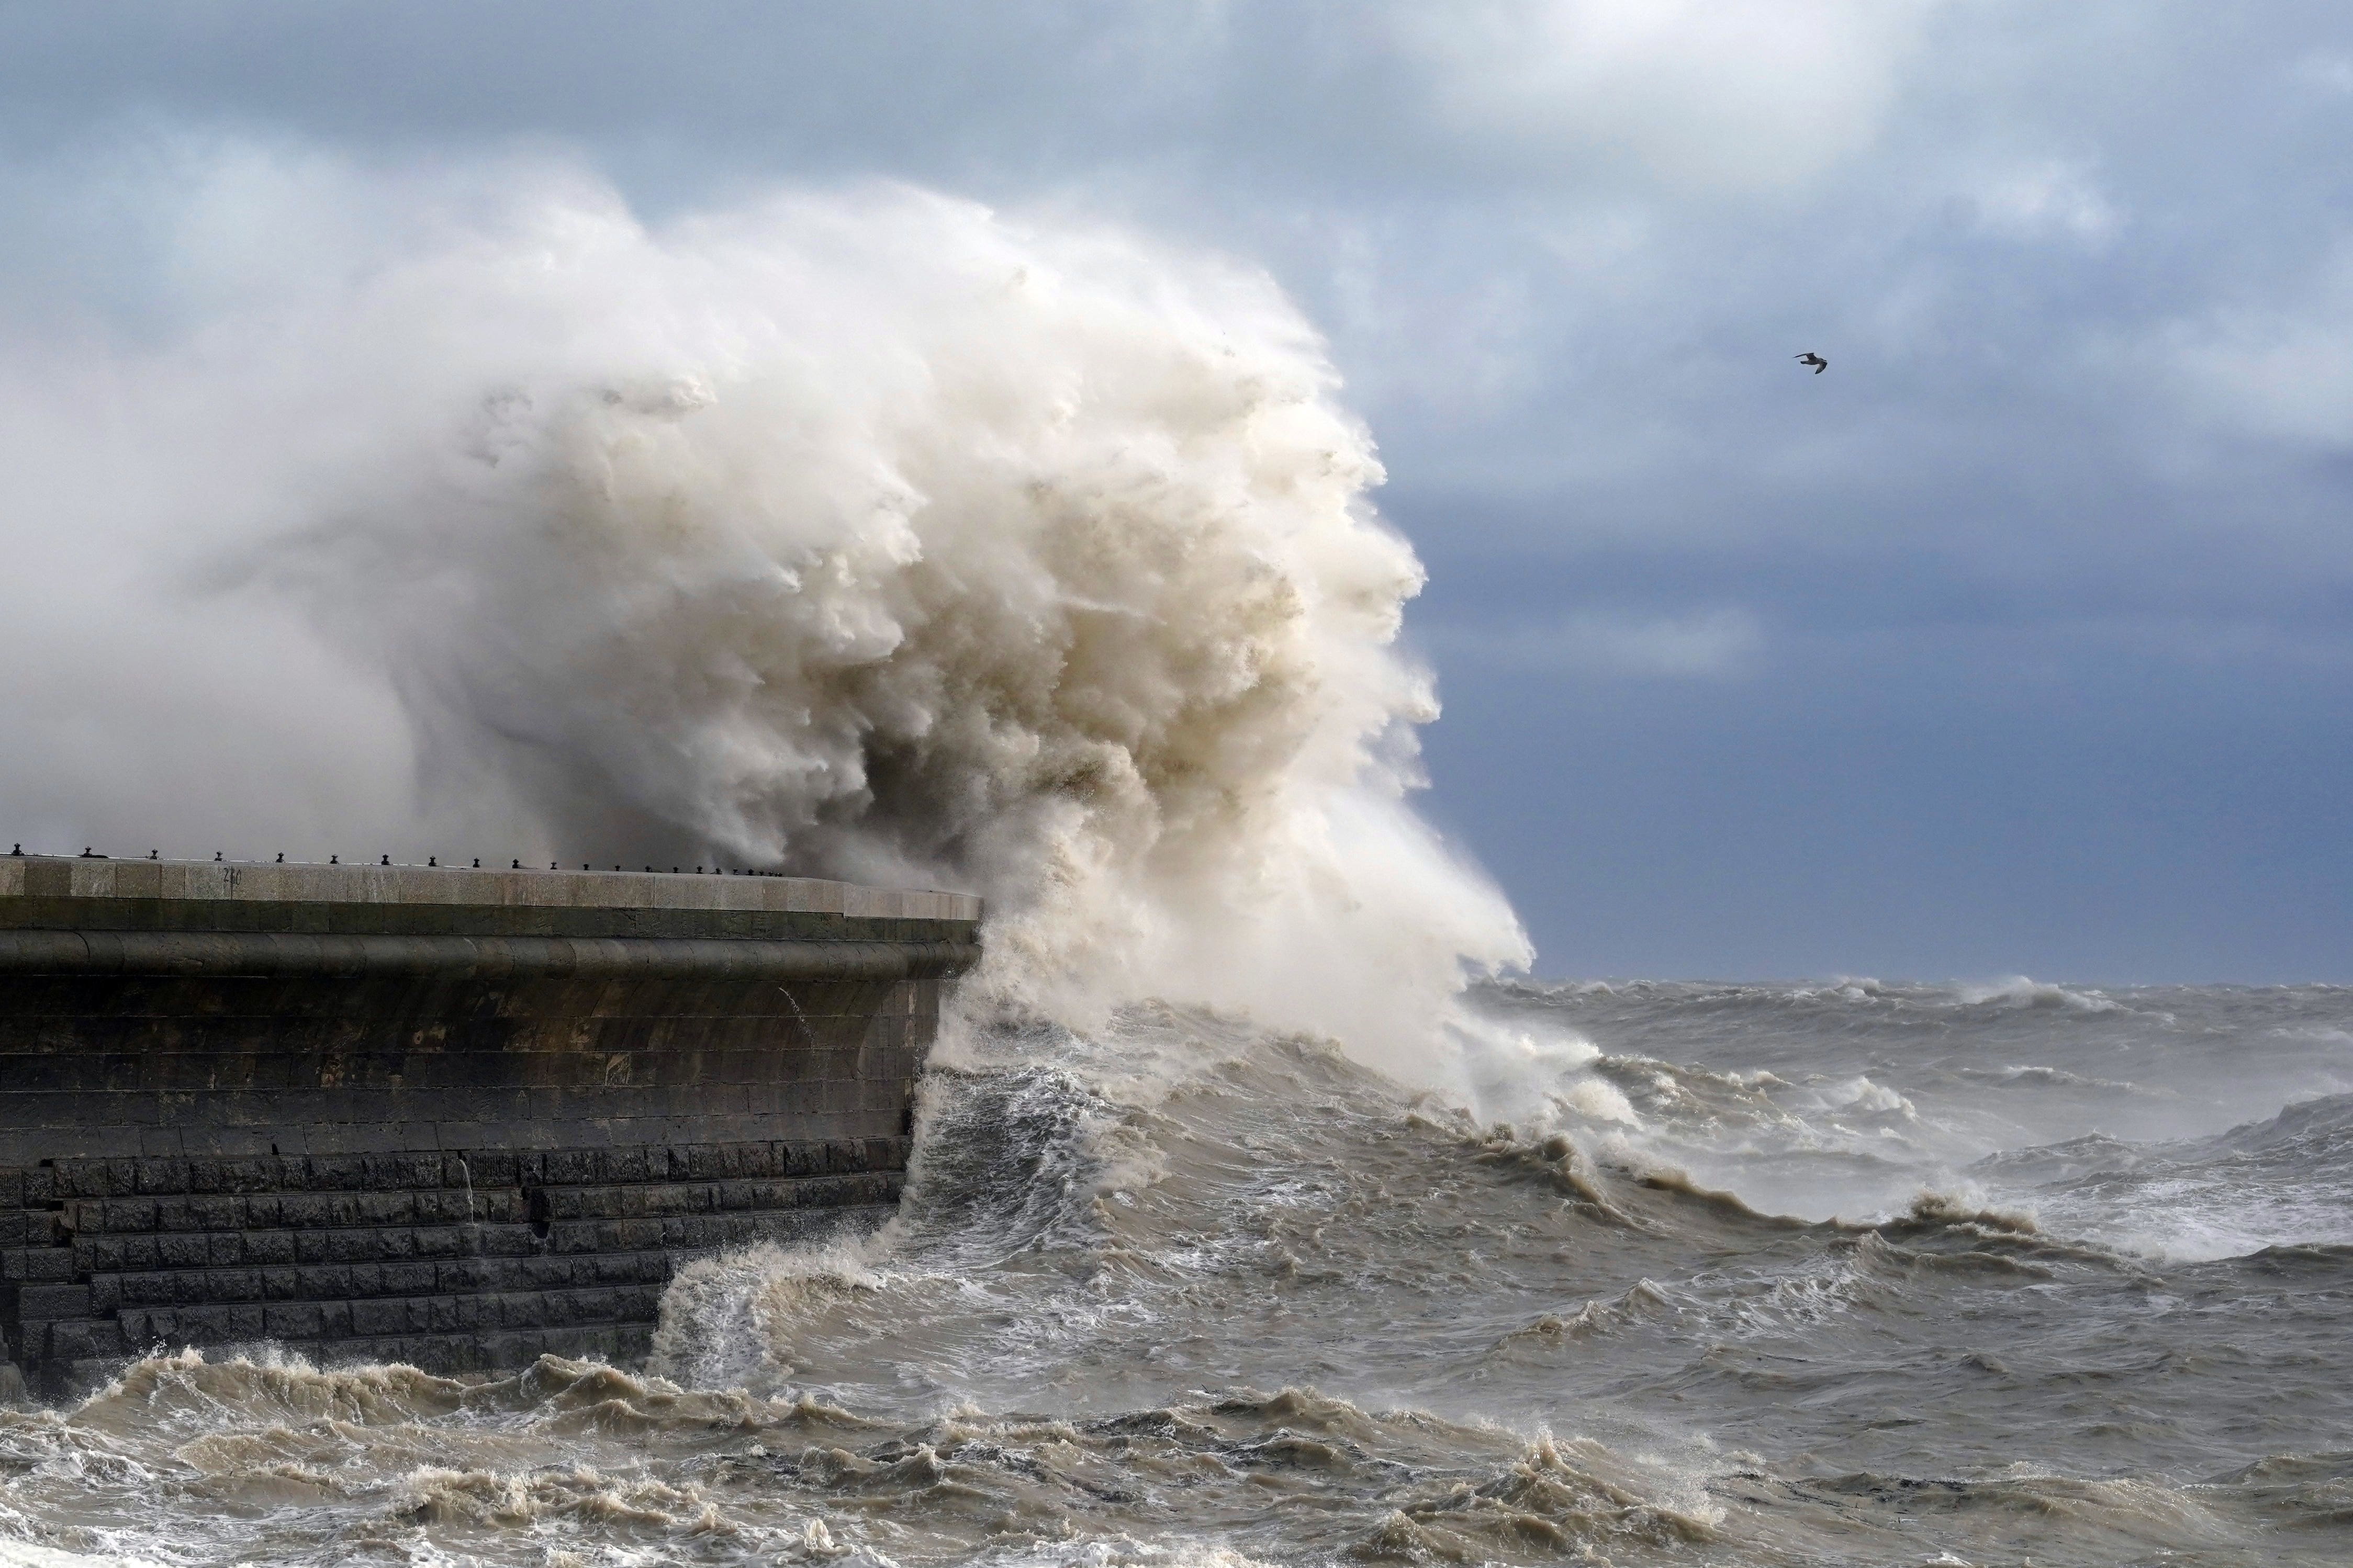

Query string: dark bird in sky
1796 352 1828 374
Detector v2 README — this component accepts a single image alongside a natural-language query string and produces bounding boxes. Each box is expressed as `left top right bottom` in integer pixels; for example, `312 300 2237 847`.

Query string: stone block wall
0 1136 908 1391
0 856 979 1395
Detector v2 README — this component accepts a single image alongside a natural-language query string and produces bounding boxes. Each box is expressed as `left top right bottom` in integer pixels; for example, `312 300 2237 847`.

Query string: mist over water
4 158 2351 1566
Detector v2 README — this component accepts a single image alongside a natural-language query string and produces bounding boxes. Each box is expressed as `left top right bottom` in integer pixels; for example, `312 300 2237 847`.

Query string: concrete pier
0 854 981 1394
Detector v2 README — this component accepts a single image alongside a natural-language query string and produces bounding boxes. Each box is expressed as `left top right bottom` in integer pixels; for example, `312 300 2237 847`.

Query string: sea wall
0 855 980 1395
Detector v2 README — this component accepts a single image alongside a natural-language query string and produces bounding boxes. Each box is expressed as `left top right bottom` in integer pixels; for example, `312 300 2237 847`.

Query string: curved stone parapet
0 854 981 1395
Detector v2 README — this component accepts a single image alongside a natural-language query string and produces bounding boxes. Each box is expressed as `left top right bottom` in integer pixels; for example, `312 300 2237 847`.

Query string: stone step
138 1283 671 1344
137 1203 865 1273
0 1135 914 1203
91 1247 681 1310
42 1281 675 1363
50 1170 901 1238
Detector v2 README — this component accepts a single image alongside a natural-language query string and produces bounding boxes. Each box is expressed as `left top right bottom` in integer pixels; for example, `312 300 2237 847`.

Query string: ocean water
17 157 2346 1568
4 977 2351 1567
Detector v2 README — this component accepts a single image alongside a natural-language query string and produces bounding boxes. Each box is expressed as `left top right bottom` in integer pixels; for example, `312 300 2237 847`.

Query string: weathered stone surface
0 855 977 1394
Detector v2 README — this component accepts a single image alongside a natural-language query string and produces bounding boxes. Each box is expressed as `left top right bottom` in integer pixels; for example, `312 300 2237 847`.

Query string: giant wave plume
0 149 1528 1082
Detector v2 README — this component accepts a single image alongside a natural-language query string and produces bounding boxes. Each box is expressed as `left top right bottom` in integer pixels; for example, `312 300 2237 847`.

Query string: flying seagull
1796 352 1828 374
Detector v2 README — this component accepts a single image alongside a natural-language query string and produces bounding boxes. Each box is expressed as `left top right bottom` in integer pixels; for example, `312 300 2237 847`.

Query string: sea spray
124 166 1533 1079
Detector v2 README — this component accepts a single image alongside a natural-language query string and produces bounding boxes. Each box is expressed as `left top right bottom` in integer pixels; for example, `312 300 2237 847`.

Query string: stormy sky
2 2 2348 982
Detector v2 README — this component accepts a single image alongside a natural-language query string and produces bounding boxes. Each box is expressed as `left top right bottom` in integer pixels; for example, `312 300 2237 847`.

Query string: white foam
1956 976 2121 1013
1813 1075 1915 1118
0 1548 165 1568
1450 1014 1629 1129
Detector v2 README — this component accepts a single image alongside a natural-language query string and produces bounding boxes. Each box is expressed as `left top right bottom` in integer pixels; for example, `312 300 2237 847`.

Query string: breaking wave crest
1956 976 2123 1013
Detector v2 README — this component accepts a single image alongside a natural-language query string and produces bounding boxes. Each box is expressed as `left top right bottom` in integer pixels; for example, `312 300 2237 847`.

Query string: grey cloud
1425 608 1766 681
2170 244 2353 451
0 2 1933 202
